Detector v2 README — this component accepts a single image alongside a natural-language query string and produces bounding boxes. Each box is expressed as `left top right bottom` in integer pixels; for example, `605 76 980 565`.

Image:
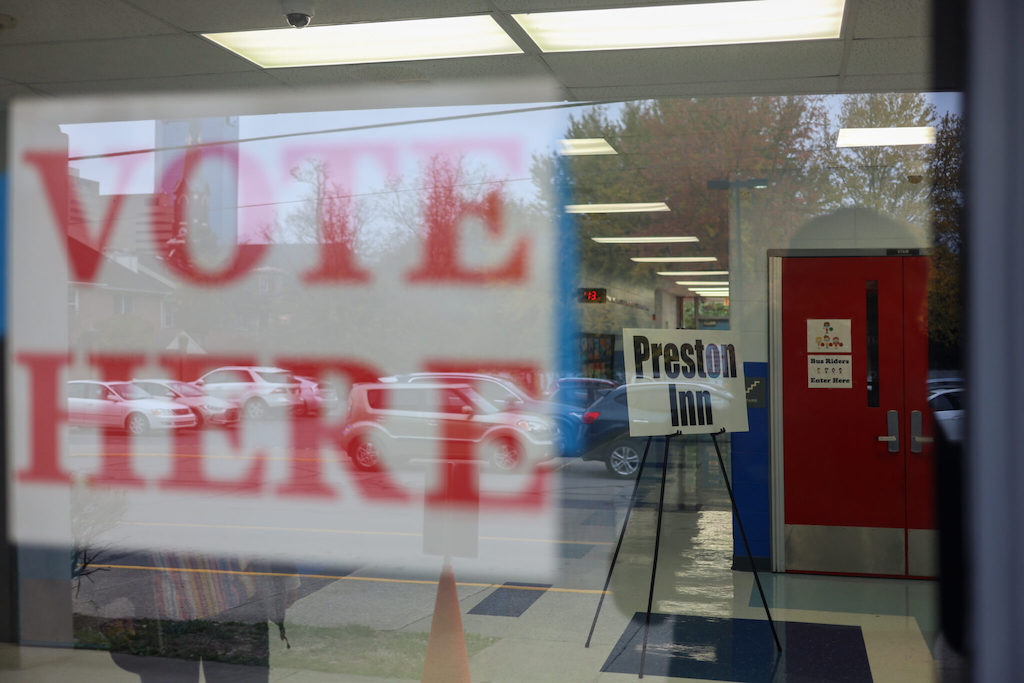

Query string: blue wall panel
730 362 771 563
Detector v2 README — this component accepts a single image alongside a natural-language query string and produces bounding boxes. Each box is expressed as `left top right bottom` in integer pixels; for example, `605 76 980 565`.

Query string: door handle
910 410 933 453
877 410 899 452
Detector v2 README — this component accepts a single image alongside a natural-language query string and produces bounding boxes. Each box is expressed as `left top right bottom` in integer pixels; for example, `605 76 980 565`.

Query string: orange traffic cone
421 561 472 683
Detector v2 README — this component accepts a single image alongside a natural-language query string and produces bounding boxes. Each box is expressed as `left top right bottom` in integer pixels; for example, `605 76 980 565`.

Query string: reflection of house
68 241 180 352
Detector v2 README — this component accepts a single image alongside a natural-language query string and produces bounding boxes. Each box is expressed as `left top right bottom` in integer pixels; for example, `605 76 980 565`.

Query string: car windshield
169 382 205 397
257 371 296 384
109 383 150 400
137 383 175 399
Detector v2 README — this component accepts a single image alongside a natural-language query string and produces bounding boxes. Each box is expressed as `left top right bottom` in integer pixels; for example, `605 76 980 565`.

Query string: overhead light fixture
657 270 729 276
203 15 521 68
559 138 617 156
691 288 730 295
675 281 733 286
836 127 936 148
591 236 698 244
566 202 670 214
513 0 845 53
631 256 718 263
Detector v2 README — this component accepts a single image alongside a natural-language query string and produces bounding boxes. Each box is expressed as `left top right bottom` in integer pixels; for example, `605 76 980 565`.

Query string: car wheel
125 412 150 436
243 398 268 420
190 408 205 428
351 436 383 471
487 437 524 471
606 442 641 478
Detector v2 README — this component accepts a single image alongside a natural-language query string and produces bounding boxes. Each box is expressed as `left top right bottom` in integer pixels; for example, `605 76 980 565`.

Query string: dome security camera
282 0 315 28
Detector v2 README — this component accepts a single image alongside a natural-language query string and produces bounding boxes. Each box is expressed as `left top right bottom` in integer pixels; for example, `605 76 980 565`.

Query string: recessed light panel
836 127 936 147
675 281 732 286
558 138 618 155
513 0 845 53
631 257 718 263
204 15 522 68
566 202 670 214
657 270 729 276
592 236 697 244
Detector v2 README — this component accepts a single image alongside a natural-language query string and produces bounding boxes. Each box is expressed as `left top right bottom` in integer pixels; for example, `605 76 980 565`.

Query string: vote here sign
7 80 568 579
622 328 749 437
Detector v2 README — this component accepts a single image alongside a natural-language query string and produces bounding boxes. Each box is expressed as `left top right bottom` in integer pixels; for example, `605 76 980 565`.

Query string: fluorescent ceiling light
559 138 617 156
631 256 718 263
566 202 670 214
691 288 730 294
592 236 697 244
836 127 936 148
203 15 521 68
675 281 733 286
513 0 845 53
657 270 729 276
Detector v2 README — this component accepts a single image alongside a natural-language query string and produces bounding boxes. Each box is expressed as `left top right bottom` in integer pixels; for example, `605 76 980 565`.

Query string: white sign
7 81 566 579
807 354 853 387
806 319 853 388
622 328 748 436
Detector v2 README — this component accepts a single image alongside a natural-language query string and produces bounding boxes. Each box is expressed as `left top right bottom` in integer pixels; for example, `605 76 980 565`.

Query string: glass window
3 6 968 679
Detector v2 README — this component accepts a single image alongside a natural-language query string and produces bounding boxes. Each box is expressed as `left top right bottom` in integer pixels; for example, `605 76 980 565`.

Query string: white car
67 380 197 435
193 366 303 420
929 388 964 443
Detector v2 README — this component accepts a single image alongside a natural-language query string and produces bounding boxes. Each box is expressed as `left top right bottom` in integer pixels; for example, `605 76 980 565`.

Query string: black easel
586 428 783 678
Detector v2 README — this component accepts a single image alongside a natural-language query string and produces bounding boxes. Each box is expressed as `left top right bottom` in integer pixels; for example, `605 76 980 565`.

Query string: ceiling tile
269 54 552 87
0 35 258 83
845 37 930 76
0 0 174 44
545 42 843 89
28 71 286 99
568 76 842 101
850 0 931 39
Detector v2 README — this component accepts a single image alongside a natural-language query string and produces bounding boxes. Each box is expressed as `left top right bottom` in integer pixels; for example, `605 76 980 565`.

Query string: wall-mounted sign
806 318 850 352
622 328 748 436
806 319 852 388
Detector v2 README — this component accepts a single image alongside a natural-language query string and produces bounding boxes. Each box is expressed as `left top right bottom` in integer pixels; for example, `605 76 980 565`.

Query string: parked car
929 387 964 443
380 372 582 454
576 383 733 477
927 375 964 393
132 379 238 427
341 382 561 471
544 377 618 408
193 366 303 420
296 376 341 416
67 380 197 435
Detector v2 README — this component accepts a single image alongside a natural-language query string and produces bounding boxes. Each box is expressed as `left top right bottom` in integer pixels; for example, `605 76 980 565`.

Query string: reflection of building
64 171 181 351
154 117 239 248
67 247 177 352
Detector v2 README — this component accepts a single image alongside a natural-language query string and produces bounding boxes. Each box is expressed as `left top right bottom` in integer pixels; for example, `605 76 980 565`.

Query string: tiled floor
1 457 953 682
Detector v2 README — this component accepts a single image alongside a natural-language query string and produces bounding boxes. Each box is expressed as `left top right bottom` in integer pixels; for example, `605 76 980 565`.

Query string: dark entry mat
602 613 872 682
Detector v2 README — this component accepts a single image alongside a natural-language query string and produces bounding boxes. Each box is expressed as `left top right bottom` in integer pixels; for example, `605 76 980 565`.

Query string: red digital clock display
578 288 607 303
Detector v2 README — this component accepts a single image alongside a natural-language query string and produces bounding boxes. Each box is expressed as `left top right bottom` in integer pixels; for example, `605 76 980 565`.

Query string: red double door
781 255 935 577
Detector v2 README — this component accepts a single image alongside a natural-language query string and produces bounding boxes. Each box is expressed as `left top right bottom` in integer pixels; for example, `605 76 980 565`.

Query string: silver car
133 379 239 427
193 366 303 420
67 380 197 435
